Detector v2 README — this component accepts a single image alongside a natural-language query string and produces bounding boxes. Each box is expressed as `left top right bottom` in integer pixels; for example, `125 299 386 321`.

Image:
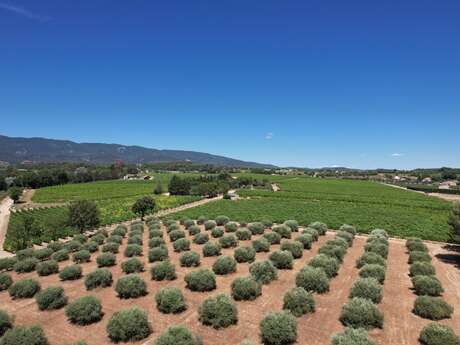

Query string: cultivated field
0 218 458 345
174 174 452 242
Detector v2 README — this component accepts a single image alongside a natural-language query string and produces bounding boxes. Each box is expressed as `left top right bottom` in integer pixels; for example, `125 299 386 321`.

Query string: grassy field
172 174 452 242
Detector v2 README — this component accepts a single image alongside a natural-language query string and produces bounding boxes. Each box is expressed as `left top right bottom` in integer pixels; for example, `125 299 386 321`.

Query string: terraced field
173 174 452 242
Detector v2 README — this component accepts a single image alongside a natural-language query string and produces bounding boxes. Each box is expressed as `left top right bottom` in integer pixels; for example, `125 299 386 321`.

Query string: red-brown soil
0 225 459 345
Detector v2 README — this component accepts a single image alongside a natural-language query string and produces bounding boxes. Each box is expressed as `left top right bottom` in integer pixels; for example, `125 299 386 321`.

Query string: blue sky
1 1 459 169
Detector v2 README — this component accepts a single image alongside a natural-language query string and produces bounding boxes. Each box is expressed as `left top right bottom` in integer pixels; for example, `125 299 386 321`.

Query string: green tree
153 181 163 195
448 202 460 242
168 175 191 195
132 196 156 220
69 200 100 232
8 187 23 203
13 214 40 250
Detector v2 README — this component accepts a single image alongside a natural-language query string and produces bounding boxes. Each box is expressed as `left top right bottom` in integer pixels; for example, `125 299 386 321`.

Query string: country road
0 197 14 258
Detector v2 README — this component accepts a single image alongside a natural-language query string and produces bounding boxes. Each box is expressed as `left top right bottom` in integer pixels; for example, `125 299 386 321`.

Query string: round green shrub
112 226 127 237
369 228 388 239
336 231 354 246
302 227 319 241
188 225 201 236
150 260 176 281
283 287 315 317
34 248 53 261
197 216 208 224
8 279 40 299
102 242 119 254
184 269 216 292
167 223 180 233
412 275 444 296
359 264 386 284
0 273 13 291
0 310 13 337
309 254 340 278
121 258 144 274
331 328 376 345
366 235 389 248
96 252 116 267
106 307 151 342
419 323 460 345
364 242 388 259
0 258 17 272
199 294 237 329
236 228 252 240
413 296 453 320
283 220 299 232
92 233 107 245
155 287 187 314
349 277 383 304
410 262 435 277
339 224 357 236
59 264 82 281
406 238 427 252
73 234 87 244
155 325 201 345
249 260 278 284
35 286 68 310
72 250 90 264
173 238 191 252
215 215 230 226
124 244 143 257
273 225 292 239
269 250 294 269
213 256 237 275
260 311 297 345
261 219 273 228
204 220 217 230
234 246 256 263
149 246 169 262
409 251 432 264
115 274 148 299
65 295 103 325
149 237 166 248
211 227 224 238
202 241 221 257
193 232 209 245
356 252 386 268
85 268 113 290
248 222 265 235
308 221 327 235
295 266 330 293
318 244 346 262
219 234 238 248
184 219 195 229
252 237 270 252
225 222 238 232
35 259 59 277
16 248 35 260
169 230 186 242
65 240 84 252
339 297 384 329
107 235 123 244
280 241 303 259
326 237 349 249
51 249 69 262
14 257 38 273
180 251 201 267
47 241 64 252
295 234 313 249
83 241 98 253
0 325 48 345
263 231 281 244
127 235 143 245
149 229 163 239
231 276 262 301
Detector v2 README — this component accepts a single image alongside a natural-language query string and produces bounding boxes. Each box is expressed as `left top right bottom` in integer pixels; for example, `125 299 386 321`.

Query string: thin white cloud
265 132 273 140
0 2 49 21
391 153 405 157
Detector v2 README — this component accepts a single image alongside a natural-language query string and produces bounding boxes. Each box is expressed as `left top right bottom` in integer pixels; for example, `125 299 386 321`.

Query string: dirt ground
0 225 459 345
428 192 460 202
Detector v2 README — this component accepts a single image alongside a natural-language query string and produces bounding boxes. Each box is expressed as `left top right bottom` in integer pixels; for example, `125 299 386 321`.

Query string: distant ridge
0 135 276 168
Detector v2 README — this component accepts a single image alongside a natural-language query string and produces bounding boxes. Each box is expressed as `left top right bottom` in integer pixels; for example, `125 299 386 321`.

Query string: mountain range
0 135 275 168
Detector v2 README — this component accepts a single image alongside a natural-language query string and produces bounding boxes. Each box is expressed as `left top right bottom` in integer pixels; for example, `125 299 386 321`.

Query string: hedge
339 297 384 329
199 294 238 329
202 241 221 257
231 276 262 301
331 328 376 345
0 326 48 345
408 251 432 264
8 279 40 299
295 266 330 294
406 239 428 253
356 252 386 269
36 260 59 276
413 296 453 320
96 252 116 267
65 295 103 325
35 286 68 310
349 278 383 304
115 275 148 299
184 269 216 292
213 256 237 275
283 287 315 317
269 250 294 270
412 275 444 296
150 260 177 281
260 312 297 345
0 258 17 272
155 326 202 345
249 260 278 284
155 287 187 314
180 251 201 267
419 323 460 345
364 242 388 259
234 246 256 263
309 254 340 278
84 268 113 290
121 258 145 274
410 262 436 277
106 307 152 342
59 265 82 281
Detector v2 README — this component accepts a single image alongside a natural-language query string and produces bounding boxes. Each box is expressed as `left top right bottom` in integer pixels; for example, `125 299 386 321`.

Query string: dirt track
0 225 459 345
